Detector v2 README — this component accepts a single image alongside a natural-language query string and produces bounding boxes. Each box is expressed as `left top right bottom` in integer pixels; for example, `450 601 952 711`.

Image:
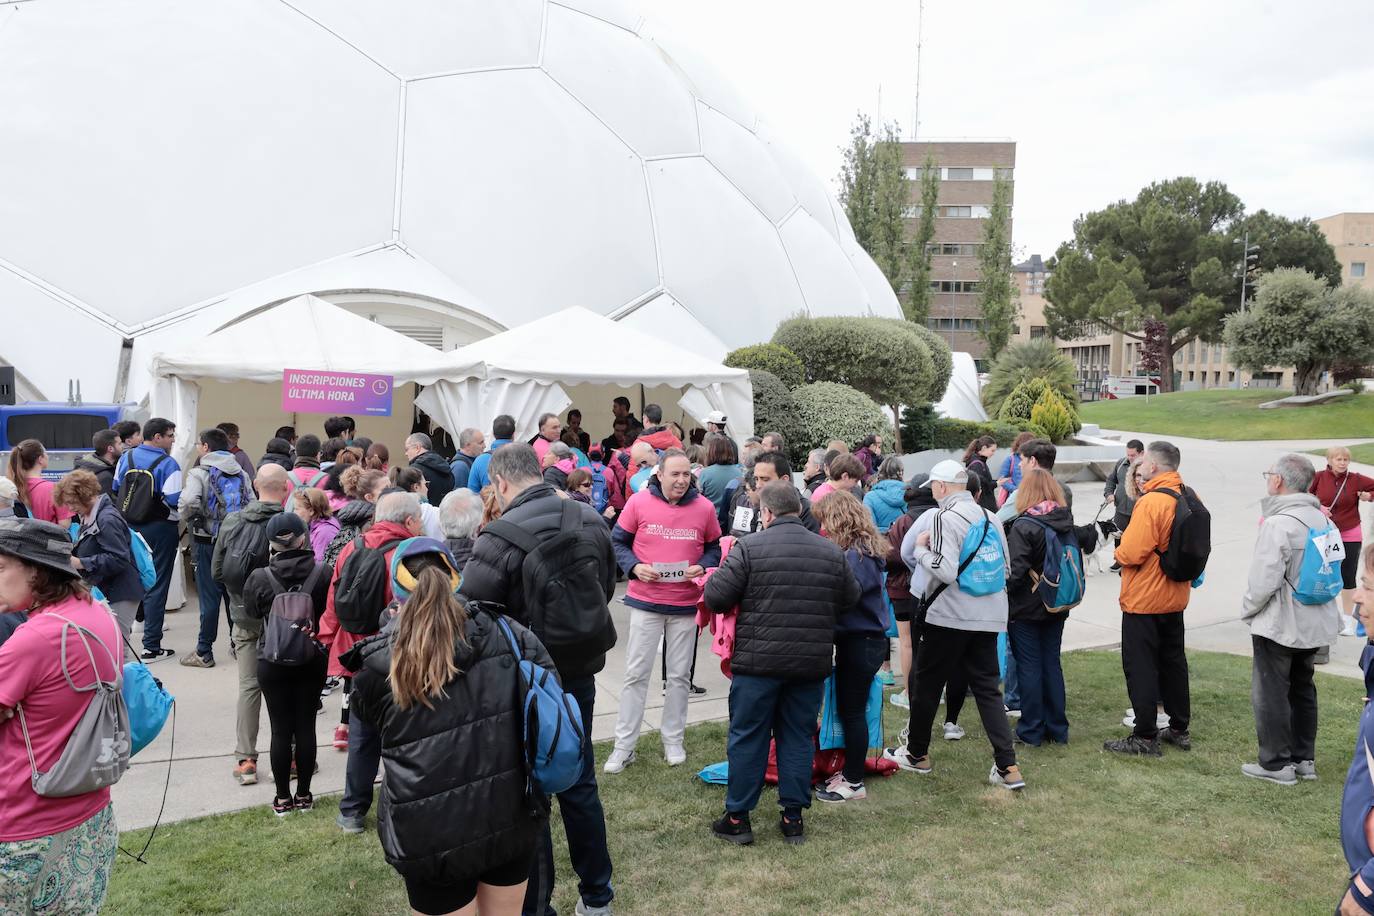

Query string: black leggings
404 853 533 915
835 635 888 782
258 655 327 799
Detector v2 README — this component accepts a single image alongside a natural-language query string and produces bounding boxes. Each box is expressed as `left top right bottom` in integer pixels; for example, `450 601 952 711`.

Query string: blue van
0 402 138 481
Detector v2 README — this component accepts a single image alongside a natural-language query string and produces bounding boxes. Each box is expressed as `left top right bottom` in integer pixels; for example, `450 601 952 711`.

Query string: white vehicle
1099 376 1160 399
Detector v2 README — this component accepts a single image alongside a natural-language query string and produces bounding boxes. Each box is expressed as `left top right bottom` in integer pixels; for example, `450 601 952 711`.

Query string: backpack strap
925 512 991 610
559 498 583 533
484 518 543 556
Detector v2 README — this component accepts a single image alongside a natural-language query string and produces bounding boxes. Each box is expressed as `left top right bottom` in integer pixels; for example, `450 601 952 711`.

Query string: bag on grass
817 670 884 752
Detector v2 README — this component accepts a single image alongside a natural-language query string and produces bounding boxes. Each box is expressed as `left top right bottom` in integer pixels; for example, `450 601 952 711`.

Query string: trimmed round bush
748 369 801 446
725 343 805 390
790 381 890 453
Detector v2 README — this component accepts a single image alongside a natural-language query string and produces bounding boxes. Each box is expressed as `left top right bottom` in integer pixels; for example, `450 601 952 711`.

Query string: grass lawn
1307 443 1374 467
1079 389 1374 440
107 650 1362 915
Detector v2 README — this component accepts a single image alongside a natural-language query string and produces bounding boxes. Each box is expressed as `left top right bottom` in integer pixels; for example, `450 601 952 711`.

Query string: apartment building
1316 212 1373 289
900 140 1015 365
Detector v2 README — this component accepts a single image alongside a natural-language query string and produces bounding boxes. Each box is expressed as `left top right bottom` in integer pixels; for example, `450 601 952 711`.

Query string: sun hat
927 459 969 484
389 537 461 602
0 516 80 579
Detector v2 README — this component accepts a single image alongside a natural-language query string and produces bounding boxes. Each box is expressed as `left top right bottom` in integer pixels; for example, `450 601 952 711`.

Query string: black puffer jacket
445 536 474 570
348 606 553 886
966 458 998 513
1006 507 1098 623
258 449 294 473
410 451 456 506
459 483 616 678
704 515 860 680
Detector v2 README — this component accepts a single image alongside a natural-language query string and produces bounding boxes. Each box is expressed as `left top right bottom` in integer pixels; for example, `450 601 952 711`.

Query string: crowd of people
1 403 1373 915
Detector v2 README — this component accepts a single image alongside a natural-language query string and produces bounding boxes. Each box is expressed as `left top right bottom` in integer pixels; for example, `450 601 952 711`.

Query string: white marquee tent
147 295 454 471
414 307 754 443
935 352 988 422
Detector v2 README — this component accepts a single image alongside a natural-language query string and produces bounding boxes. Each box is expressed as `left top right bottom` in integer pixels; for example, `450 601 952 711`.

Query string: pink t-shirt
617 488 722 610
0 596 120 841
25 477 72 526
810 481 836 504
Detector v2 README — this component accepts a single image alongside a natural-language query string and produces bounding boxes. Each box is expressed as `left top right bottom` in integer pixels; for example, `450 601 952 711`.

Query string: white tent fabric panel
551 0 644 32
0 0 398 328
697 104 798 225
779 211 874 317
543 4 699 158
401 70 659 329
647 158 805 347
936 351 988 422
284 0 543 77
0 269 125 402
616 292 729 362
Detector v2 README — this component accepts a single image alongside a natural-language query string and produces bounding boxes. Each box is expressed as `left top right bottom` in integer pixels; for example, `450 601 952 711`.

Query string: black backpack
260 567 326 666
218 514 272 595
1150 486 1211 582
333 536 405 634
117 453 169 524
484 501 616 667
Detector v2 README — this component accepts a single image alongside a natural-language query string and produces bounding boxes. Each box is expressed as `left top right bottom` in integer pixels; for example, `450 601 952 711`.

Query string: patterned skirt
0 804 118 915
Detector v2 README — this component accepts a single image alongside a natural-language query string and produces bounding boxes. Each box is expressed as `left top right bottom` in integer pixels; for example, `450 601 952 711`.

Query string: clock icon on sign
372 379 390 396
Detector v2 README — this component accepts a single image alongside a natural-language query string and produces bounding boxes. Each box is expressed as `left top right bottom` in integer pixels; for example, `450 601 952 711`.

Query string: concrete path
112 431 1374 831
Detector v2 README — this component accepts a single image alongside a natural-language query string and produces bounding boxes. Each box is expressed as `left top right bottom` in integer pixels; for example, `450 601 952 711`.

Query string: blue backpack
1019 516 1085 612
494 614 586 797
204 467 246 537
587 462 611 513
1278 514 1345 605
70 522 156 590
955 515 1007 597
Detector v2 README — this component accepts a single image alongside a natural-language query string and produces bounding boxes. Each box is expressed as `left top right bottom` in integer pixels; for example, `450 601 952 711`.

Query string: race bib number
653 561 689 582
732 506 754 533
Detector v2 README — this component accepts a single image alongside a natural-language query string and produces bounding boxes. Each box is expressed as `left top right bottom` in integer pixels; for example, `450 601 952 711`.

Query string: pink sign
281 369 393 416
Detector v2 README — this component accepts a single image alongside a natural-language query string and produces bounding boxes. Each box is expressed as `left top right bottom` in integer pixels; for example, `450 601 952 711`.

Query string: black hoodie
409 451 455 506
75 452 117 495
241 546 331 631
1006 506 1098 623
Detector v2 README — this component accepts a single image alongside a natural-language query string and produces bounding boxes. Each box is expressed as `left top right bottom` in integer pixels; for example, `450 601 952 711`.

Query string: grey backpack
18 610 131 798
260 567 325 666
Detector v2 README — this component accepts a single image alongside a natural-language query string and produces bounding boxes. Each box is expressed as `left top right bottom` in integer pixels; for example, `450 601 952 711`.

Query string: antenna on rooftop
912 0 925 141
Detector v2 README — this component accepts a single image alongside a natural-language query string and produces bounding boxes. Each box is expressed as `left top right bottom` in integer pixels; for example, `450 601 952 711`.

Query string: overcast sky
651 0 1374 260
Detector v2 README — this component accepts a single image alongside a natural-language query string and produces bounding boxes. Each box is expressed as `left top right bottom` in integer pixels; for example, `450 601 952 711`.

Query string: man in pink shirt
605 450 721 773
531 412 563 464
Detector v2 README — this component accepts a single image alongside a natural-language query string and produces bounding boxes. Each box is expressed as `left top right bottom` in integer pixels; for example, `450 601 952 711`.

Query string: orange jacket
1114 470 1193 615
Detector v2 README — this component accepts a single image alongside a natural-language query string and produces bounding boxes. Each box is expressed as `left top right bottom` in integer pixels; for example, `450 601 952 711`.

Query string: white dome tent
0 0 902 411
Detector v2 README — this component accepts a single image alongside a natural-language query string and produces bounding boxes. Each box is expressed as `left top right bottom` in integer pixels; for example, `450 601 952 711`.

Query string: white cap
705 410 727 425
927 459 968 484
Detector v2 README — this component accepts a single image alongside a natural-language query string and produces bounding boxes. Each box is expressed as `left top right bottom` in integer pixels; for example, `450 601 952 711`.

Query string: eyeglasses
1261 471 1278 479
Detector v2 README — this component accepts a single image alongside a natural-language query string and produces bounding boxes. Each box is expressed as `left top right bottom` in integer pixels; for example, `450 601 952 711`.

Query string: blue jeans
134 519 178 653
1002 635 1021 710
725 674 824 815
1008 617 1068 745
193 540 225 659
523 675 613 916
339 708 382 819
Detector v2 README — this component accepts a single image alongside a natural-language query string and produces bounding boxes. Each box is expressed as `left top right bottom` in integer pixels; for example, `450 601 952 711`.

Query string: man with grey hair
459 443 617 915
329 490 423 834
543 440 575 490
802 448 828 497
438 488 483 568
447 427 486 491
404 431 455 505
532 412 562 464
1240 453 1344 785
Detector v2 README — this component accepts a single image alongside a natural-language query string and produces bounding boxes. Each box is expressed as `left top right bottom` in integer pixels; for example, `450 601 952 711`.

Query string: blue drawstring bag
696 761 729 785
881 574 899 639
123 661 174 756
818 671 884 751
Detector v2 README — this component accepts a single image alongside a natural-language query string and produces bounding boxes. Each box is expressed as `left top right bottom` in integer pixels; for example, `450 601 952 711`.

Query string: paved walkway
112 431 1374 831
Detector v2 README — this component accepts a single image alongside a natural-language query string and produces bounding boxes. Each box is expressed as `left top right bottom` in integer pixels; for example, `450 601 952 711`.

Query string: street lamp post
946 258 958 347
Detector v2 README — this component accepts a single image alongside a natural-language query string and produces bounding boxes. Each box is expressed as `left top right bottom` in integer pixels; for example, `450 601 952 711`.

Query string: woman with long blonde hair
1005 468 1096 746
351 538 556 916
812 491 891 803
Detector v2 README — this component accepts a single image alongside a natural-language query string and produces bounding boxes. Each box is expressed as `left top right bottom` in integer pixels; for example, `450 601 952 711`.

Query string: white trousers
613 609 697 752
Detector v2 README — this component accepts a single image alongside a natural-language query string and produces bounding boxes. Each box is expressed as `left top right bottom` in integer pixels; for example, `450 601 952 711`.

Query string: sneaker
989 764 1026 791
1103 735 1162 757
234 759 258 785
1159 727 1192 751
1121 708 1171 730
664 745 687 767
332 724 349 751
575 899 612 916
141 647 175 662
779 812 805 846
336 812 365 834
815 775 866 803
689 684 707 696
1342 615 1360 637
889 690 909 709
1005 705 1022 719
711 811 753 845
179 651 214 668
271 796 294 817
603 748 636 774
321 676 341 697
942 722 965 741
1241 762 1297 785
877 669 895 687
881 745 932 774
294 793 314 811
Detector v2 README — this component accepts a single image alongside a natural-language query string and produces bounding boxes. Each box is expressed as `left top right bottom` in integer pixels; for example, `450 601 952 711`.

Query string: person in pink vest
530 413 562 464
605 450 721 773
